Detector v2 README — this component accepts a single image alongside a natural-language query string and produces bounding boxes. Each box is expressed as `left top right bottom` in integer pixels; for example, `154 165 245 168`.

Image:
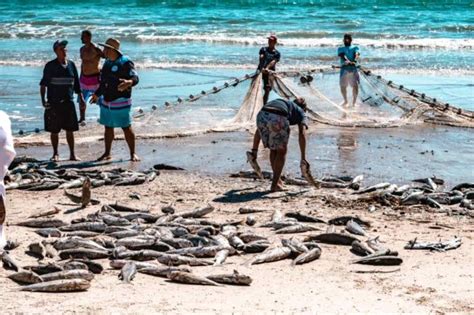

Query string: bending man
250 98 308 192
338 33 360 107
90 38 140 161
258 35 281 104
0 111 16 249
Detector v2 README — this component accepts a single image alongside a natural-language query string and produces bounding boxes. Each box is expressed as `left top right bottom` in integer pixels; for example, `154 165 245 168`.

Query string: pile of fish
5 156 159 191
233 171 474 214
1 198 412 293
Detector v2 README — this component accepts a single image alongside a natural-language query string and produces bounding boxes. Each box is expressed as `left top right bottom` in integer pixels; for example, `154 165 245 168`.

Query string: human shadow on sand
213 187 309 204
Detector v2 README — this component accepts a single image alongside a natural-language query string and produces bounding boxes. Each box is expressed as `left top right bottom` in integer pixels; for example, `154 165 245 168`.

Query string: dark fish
25 182 60 191
3 240 21 251
139 266 191 278
59 248 109 260
60 222 107 233
41 270 94 282
167 271 220 286
304 233 359 246
16 218 66 228
281 238 309 255
207 270 252 286
35 228 62 238
157 253 213 266
71 259 104 274
108 203 149 213
24 263 63 275
1 251 20 271
285 212 326 224
179 204 215 219
62 261 89 271
452 183 474 191
238 233 267 243
292 247 322 265
118 261 137 284
238 207 267 214
8 270 43 284
328 216 371 228
154 164 185 171
242 240 270 253
20 279 91 292
353 255 403 266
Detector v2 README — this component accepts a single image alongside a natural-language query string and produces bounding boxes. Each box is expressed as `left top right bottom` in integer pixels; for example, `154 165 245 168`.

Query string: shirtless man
79 30 103 122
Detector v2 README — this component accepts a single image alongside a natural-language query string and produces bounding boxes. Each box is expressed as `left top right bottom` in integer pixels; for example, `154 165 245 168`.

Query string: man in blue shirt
258 35 281 104
40 40 86 161
248 98 308 192
337 34 360 107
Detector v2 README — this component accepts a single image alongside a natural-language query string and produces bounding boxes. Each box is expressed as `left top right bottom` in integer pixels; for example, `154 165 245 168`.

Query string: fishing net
18 67 474 145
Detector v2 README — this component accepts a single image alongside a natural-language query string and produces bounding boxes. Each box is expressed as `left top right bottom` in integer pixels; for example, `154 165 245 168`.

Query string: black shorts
44 101 79 133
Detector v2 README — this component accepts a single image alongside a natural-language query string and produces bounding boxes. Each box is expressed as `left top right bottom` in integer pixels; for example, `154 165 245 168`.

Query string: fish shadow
64 206 84 214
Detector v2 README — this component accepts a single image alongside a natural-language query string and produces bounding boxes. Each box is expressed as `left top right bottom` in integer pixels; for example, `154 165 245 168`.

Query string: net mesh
19 67 474 145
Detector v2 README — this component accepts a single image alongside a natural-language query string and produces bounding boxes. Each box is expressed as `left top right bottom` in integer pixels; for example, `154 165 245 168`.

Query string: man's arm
117 61 139 92
39 65 50 107
298 123 307 162
40 85 47 107
72 63 86 108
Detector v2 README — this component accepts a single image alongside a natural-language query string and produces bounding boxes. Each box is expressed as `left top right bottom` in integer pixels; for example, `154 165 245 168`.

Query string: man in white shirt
0 111 16 249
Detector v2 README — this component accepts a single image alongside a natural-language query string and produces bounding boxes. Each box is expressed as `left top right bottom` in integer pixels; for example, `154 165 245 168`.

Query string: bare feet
50 154 59 162
341 101 348 107
270 183 286 192
69 156 81 161
130 154 140 162
97 153 112 161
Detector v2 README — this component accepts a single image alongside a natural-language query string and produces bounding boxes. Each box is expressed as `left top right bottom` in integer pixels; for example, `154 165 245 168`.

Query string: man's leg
352 84 359 107
340 85 348 106
50 132 59 161
252 131 261 152
271 148 287 192
98 127 114 161
66 131 80 161
263 87 271 105
122 126 140 161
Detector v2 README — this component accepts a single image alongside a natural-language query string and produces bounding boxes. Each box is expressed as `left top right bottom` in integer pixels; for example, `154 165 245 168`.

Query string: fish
116 236 156 250
28 207 61 219
275 224 319 234
101 214 131 227
304 233 359 246
1 251 20 271
41 269 95 282
139 266 191 278
353 182 391 195
238 233 267 243
24 262 63 275
242 240 271 253
161 237 194 249
59 248 109 260
351 240 375 256
123 213 159 223
349 175 364 190
108 203 149 213
110 260 160 270
213 249 230 266
300 160 321 189
53 237 108 252
157 254 213 266
35 228 62 238
246 151 264 179
115 249 163 261
20 279 91 292
345 220 366 236
62 261 89 271
25 182 61 191
238 207 267 214
179 204 215 219
229 235 245 250
353 255 403 266
60 222 107 233
60 179 84 189
452 183 474 191
281 238 309 254
108 230 140 239
327 216 371 228
366 237 387 253
113 176 146 186
8 270 43 284
153 164 185 171
251 247 292 265
3 240 20 251
292 247 322 265
64 231 100 238
167 271 220 286
70 259 104 274
118 261 137 284
207 270 252 286
285 212 326 224
16 218 66 228
404 237 462 252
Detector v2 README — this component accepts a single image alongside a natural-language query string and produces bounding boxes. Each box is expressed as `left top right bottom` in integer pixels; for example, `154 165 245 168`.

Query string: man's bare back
80 44 102 75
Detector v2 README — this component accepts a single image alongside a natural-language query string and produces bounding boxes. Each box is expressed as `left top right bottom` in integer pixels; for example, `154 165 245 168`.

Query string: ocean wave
135 35 474 49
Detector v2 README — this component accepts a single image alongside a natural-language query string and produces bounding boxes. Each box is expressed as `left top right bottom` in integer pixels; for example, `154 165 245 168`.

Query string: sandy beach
1 156 473 314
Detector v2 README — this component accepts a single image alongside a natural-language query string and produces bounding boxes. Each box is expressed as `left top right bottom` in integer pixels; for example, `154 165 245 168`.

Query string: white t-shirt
0 111 16 197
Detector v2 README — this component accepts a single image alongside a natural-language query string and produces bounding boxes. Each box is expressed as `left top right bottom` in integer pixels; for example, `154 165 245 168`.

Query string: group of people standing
40 31 140 162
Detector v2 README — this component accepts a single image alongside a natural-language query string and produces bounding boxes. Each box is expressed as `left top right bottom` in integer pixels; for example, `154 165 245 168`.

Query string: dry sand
1 169 473 314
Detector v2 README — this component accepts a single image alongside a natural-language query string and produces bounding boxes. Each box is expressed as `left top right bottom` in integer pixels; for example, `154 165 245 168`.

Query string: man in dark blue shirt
248 98 308 192
40 40 85 161
258 35 281 104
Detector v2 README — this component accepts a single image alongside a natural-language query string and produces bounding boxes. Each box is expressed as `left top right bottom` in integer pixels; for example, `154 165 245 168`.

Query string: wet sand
1 170 473 314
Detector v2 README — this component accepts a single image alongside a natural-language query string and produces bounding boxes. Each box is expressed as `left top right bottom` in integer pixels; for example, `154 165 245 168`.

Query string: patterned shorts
340 69 360 88
256 111 290 151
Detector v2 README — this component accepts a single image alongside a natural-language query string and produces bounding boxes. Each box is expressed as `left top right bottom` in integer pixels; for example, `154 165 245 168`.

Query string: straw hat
98 38 122 55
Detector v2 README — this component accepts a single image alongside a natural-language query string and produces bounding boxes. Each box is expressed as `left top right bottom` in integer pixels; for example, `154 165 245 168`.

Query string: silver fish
20 279 91 292
292 247 322 265
251 247 292 265
213 249 230 266
246 151 264 179
167 271 220 286
300 160 321 189
207 270 252 286
118 261 137 284
41 270 94 282
8 270 43 284
345 220 366 236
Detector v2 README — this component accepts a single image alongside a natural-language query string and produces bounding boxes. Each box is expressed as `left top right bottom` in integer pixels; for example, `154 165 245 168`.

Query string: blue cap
53 40 68 51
